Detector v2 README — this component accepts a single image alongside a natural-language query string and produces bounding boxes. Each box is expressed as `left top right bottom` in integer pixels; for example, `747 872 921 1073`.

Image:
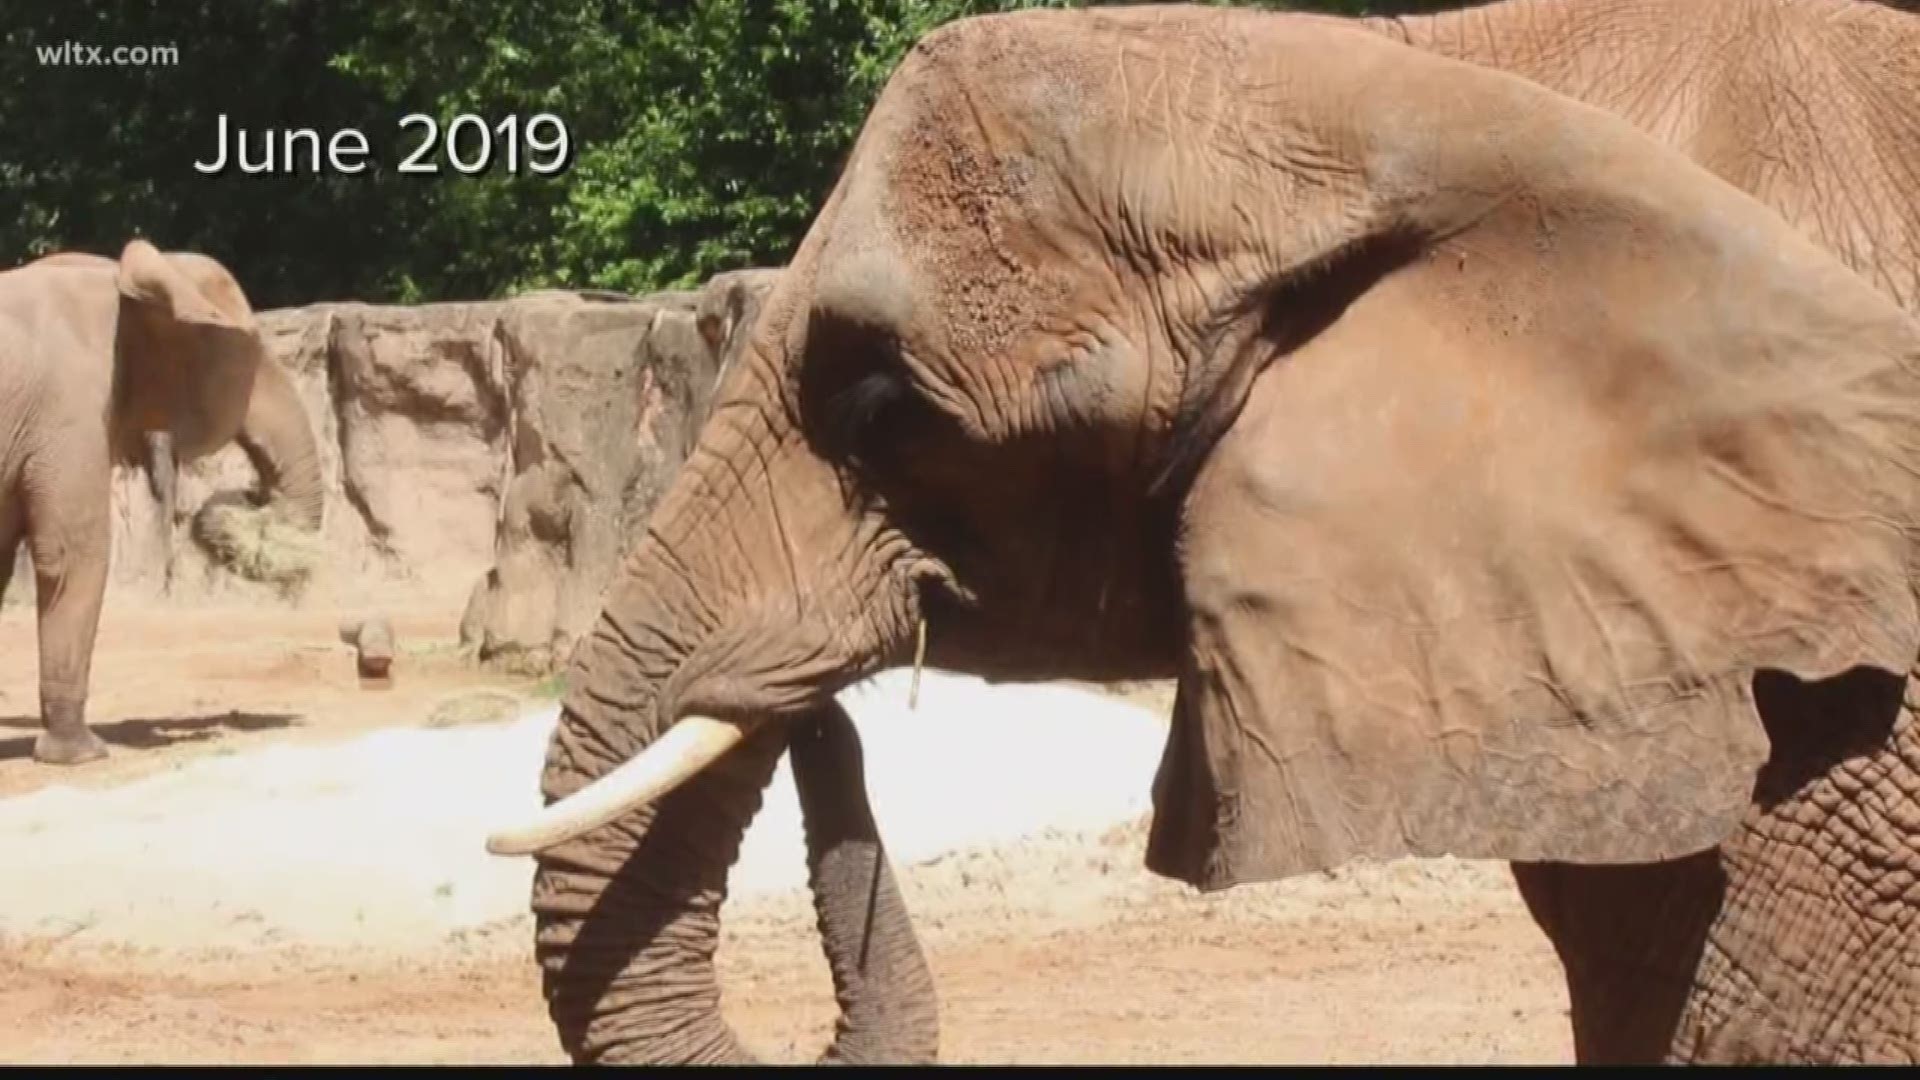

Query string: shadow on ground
0 712 301 761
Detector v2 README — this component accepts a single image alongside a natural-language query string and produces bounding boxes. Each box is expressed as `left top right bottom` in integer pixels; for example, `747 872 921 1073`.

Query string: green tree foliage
0 0 1467 307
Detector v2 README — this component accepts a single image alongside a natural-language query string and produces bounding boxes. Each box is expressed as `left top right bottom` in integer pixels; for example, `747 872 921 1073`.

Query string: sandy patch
0 601 1569 1064
0 669 1167 952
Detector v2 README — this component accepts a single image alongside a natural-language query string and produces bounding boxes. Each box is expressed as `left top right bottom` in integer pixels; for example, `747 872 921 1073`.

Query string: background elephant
485 1 1920 1066
0 239 322 764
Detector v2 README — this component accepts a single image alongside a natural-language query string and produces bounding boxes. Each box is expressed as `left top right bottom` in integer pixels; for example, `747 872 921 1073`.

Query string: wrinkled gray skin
0 241 323 764
1367 0 1920 1062
231 355 325 532
524 0 1920 1065
1369 0 1920 316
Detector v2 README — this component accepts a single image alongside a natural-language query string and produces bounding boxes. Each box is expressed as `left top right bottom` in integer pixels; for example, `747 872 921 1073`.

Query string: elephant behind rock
0 240 322 764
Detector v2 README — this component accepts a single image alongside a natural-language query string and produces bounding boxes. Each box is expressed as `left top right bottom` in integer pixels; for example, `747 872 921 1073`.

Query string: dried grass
190 500 323 591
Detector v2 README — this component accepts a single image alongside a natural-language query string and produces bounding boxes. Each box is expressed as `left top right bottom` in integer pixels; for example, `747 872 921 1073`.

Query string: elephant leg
1517 665 1920 1064
0 494 21 611
1509 856 1723 1064
24 446 111 766
1666 667 1920 1063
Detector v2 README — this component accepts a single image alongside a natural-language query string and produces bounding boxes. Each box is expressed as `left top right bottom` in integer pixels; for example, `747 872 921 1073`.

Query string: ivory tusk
909 617 927 710
486 715 753 857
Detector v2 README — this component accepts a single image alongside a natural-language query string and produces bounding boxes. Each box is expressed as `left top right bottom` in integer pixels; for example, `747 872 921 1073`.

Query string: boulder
459 270 779 671
340 616 396 680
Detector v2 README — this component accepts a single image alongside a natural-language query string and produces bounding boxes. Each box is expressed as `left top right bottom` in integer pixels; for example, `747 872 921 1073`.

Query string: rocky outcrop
15 271 783 676
459 272 780 671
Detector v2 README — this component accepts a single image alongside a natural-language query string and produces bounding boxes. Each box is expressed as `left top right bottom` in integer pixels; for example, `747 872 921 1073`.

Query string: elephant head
491 8 1920 1063
112 242 326 531
34 241 324 534
109 239 265 464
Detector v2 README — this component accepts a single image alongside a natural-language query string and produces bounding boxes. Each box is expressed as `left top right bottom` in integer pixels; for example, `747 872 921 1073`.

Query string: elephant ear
115 239 253 332
1145 116 1920 890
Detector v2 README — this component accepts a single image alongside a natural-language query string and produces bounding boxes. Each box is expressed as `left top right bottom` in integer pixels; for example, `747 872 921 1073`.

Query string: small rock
352 616 395 680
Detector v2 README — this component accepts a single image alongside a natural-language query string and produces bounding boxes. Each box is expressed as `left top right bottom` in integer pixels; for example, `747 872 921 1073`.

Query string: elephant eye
821 368 915 469
800 310 930 472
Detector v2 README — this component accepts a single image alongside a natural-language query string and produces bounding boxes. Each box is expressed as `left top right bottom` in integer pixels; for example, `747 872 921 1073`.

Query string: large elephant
0 239 323 764
486 1 1920 1066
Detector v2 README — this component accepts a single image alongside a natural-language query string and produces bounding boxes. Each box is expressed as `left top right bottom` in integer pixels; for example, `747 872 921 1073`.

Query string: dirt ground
0 598 1572 1064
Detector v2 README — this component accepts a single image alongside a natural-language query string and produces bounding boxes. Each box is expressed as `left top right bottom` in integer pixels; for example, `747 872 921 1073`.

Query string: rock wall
459 269 779 671
10 270 782 675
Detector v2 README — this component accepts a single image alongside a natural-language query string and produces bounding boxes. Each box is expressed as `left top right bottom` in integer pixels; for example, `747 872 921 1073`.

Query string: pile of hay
424 689 525 729
190 498 323 590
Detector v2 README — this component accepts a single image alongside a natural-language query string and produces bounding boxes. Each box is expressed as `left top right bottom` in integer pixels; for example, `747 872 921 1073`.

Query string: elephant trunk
535 704 935 1064
533 699 783 1063
526 401 933 1063
234 358 325 531
530 538 770 1064
794 710 939 1063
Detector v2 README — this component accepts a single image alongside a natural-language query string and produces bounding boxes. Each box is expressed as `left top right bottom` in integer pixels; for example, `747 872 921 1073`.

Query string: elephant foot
33 727 108 765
